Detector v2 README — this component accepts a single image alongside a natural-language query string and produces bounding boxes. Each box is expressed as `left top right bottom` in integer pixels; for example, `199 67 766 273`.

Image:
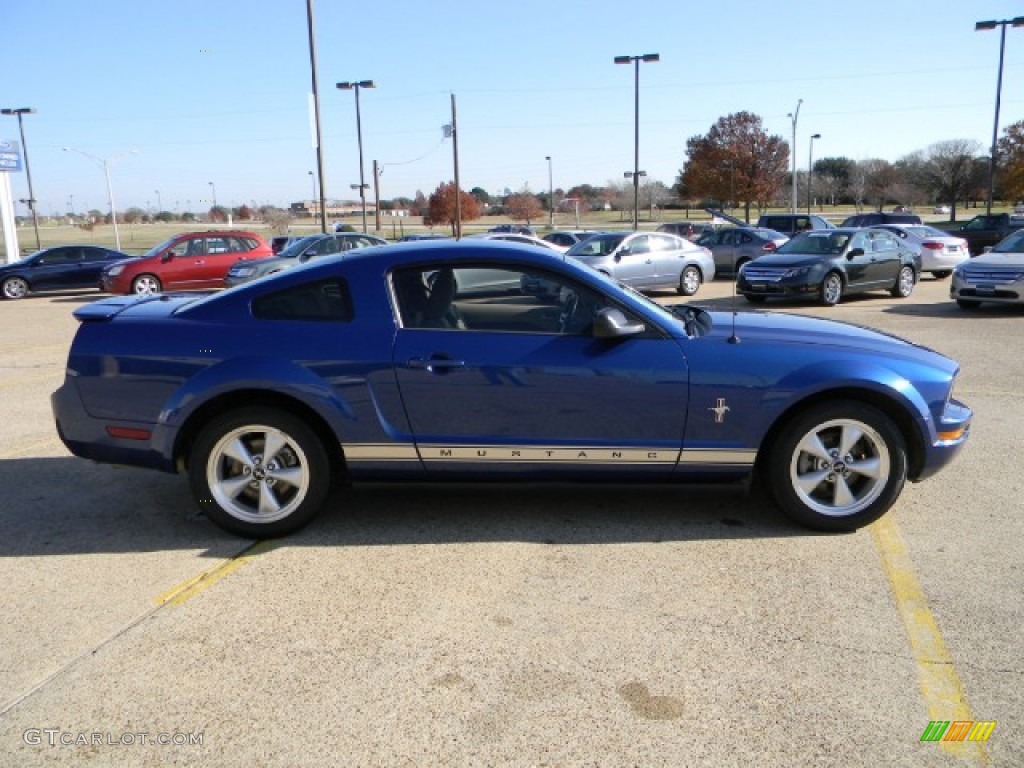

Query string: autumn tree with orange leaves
677 112 788 223
426 182 481 234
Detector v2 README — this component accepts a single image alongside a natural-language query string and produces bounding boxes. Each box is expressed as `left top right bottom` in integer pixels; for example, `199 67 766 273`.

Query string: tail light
922 242 944 250
763 242 777 251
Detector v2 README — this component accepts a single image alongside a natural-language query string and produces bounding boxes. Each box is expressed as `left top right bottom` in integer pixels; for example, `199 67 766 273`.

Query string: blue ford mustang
52 241 971 538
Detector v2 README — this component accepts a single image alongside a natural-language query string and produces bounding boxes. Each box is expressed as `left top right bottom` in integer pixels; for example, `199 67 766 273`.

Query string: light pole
807 133 821 215
545 155 554 229
208 181 217 219
336 80 375 233
975 17 1024 214
614 53 659 231
155 190 162 213
63 147 137 251
308 170 317 206
787 99 802 214
2 107 41 250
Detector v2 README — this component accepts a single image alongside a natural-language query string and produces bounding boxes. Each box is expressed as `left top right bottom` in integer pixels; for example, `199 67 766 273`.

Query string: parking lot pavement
0 279 1020 766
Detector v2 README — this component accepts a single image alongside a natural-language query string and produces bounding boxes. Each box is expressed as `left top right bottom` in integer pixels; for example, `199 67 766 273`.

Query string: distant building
290 199 377 217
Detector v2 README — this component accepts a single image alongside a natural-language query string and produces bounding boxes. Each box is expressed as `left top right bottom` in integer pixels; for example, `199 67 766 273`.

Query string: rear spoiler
72 294 177 322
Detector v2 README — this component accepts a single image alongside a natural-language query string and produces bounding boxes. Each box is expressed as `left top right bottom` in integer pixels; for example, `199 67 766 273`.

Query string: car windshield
566 233 626 257
992 230 1024 253
278 236 321 259
901 225 947 239
141 236 180 258
776 231 850 255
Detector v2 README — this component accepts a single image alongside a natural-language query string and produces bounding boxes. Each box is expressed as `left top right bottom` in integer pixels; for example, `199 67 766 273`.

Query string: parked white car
950 229 1024 309
875 224 969 278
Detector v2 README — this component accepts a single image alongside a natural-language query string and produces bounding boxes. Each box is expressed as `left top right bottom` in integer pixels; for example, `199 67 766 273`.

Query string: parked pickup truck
957 213 1024 255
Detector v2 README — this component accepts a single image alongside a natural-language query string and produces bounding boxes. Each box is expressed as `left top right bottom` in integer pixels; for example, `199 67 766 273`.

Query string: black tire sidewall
820 273 842 306
133 274 162 294
189 407 331 538
766 400 908 532
678 266 701 296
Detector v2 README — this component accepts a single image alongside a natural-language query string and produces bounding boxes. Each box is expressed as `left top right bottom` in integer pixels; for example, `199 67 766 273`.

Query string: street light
1 107 41 250
614 53 659 231
786 99 802 214
807 133 821 215
308 170 317 205
545 155 554 228
155 189 162 213
208 181 217 215
336 80 375 233
63 146 137 251
975 17 1024 214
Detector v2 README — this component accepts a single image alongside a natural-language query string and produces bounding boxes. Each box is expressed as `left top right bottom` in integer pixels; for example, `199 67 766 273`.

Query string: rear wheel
819 272 843 306
677 265 702 296
1 276 29 300
765 400 907 532
189 407 332 538
891 265 915 298
132 274 162 295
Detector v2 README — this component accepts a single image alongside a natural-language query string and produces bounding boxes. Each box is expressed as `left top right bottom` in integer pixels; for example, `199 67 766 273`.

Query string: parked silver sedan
565 231 715 295
225 233 387 286
950 229 1024 309
875 224 969 278
695 226 788 275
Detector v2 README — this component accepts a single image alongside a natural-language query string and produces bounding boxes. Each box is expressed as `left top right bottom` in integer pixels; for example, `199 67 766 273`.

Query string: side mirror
160 251 176 263
846 247 865 259
593 307 645 339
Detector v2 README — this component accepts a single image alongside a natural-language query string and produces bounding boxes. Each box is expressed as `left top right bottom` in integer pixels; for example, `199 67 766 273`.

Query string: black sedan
1 245 132 300
737 228 919 306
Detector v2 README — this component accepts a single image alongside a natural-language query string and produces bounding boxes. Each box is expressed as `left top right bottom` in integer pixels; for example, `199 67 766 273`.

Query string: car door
189 236 245 287
390 263 689 477
78 247 118 288
865 230 902 287
32 247 89 290
160 236 207 289
842 232 873 290
612 235 655 287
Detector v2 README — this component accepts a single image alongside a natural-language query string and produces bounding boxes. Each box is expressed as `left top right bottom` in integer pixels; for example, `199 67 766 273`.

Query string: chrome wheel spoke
258 483 283 516
221 437 254 466
262 430 287 464
798 432 831 461
271 466 304 488
220 474 252 499
848 456 881 479
832 474 856 508
796 469 829 495
838 425 864 457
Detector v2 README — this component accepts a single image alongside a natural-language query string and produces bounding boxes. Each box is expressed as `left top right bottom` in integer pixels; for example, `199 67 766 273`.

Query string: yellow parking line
155 540 278 606
871 516 988 764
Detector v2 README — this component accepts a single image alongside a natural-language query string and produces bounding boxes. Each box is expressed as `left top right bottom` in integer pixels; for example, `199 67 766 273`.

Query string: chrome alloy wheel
821 273 842 305
789 418 890 517
132 275 161 295
205 425 311 524
2 277 29 299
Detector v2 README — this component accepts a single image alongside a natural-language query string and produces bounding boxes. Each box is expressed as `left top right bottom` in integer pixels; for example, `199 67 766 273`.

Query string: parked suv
756 213 835 236
841 212 923 227
102 231 272 295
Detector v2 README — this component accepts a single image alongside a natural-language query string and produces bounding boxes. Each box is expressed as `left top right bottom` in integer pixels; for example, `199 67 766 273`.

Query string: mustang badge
709 398 730 424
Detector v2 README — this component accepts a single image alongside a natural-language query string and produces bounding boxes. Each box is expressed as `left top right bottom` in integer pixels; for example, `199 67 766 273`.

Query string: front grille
742 267 786 282
961 268 1024 283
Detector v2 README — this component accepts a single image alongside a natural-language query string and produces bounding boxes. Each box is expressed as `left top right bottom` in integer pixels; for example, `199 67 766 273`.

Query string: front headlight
782 266 812 278
230 266 256 278
106 264 125 277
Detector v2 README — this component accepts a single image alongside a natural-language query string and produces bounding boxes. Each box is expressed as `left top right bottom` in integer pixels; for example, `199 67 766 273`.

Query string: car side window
849 233 870 253
392 264 644 337
627 236 650 255
38 248 81 265
252 278 353 322
206 237 231 254
872 232 897 252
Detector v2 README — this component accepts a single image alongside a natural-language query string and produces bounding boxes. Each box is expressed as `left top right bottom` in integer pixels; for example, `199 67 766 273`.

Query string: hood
689 309 955 372
745 252 826 268
967 251 1024 267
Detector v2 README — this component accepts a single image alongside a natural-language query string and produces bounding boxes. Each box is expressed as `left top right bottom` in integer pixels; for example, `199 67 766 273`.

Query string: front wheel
1 276 29 300
189 408 332 538
132 274 162 295
819 272 843 306
891 265 915 298
764 400 907 532
676 265 702 296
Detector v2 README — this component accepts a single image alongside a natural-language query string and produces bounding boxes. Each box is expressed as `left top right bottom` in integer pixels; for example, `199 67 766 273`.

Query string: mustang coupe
52 241 971 538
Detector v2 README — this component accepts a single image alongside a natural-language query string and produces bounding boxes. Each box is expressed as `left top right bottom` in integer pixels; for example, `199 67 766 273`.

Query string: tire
188 407 332 538
891 265 915 298
743 293 767 304
1 276 29 300
676 265 702 296
931 270 951 279
819 272 843 306
132 274 162 295
956 299 982 310
765 400 907 532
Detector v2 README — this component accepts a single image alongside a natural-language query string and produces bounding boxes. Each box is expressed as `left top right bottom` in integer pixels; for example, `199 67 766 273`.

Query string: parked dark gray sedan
224 233 387 286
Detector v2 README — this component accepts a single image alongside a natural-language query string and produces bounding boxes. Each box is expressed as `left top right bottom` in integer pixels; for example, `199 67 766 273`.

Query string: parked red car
101 231 272 295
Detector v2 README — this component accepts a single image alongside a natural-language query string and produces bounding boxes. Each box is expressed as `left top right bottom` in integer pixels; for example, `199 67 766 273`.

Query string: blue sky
2 0 1023 215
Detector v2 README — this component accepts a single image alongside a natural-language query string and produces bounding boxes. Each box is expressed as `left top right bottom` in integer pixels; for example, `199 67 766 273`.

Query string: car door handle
408 357 465 372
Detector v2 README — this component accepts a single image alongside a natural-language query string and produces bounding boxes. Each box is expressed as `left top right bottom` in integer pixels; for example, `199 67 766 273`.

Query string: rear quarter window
252 278 353 322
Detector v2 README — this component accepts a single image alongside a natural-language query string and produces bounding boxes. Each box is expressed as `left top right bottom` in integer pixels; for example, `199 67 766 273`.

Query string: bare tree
920 139 982 222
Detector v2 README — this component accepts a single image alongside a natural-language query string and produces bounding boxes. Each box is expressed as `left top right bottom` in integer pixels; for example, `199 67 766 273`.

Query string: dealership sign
0 140 23 171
